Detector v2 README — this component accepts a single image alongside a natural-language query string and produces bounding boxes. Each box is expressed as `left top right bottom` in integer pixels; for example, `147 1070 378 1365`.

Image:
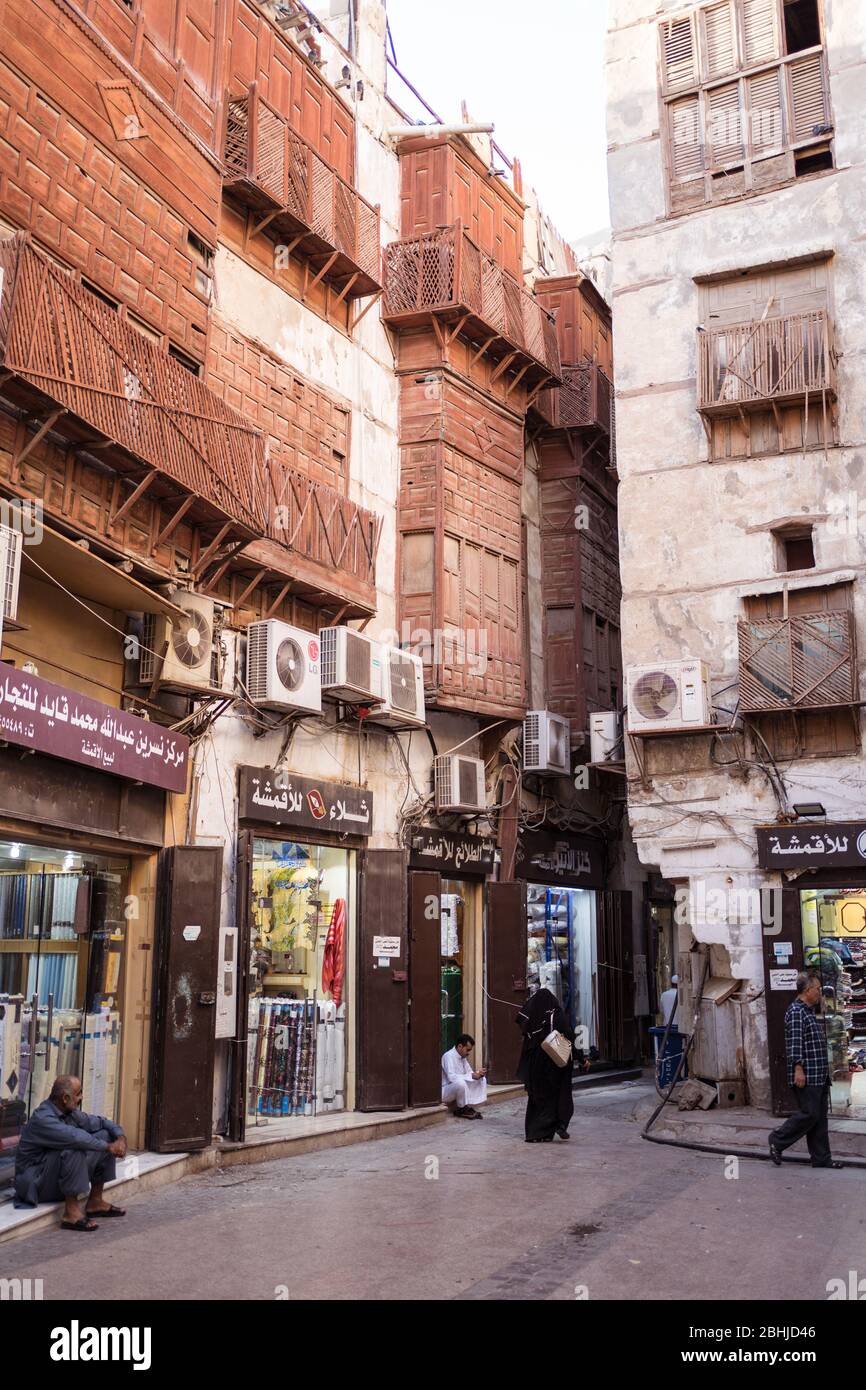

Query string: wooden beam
490 352 518 385
302 251 339 301
190 523 232 577
264 580 292 619
446 313 471 345
153 493 196 549
233 568 268 610
349 290 382 334
430 315 447 351
14 409 65 468
110 470 157 527
251 210 279 238
504 362 530 398
331 272 359 308
469 335 497 369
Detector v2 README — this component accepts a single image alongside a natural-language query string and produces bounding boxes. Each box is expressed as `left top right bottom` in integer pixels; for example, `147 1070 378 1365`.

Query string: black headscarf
516 988 569 1050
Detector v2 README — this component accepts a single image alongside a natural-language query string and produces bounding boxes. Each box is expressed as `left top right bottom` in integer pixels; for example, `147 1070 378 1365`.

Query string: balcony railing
537 363 612 434
223 85 381 298
242 460 381 615
698 310 836 416
0 236 264 536
382 222 561 381
738 611 857 714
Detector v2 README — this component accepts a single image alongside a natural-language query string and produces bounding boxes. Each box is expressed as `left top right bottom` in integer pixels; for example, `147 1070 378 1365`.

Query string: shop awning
19 523 186 620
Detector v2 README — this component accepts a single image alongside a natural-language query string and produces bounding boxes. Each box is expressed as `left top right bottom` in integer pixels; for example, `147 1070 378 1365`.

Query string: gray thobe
13 1099 124 1208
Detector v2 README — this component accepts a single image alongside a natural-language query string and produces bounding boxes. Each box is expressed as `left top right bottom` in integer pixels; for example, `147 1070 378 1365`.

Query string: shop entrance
0 838 130 1183
244 837 356 1127
801 887 866 1118
407 869 481 1107
526 884 597 1048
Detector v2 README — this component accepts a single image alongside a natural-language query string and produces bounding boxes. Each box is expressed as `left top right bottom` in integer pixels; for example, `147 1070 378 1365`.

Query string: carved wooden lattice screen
738 611 858 712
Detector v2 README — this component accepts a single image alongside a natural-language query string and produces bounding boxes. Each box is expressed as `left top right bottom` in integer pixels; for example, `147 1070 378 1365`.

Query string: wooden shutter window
702 1 738 80
669 94 704 180
742 0 781 67
788 52 831 143
747 67 785 155
661 13 699 92
706 82 746 168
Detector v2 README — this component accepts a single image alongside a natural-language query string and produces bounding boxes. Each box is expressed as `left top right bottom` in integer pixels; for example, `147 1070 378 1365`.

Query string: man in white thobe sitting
442 1033 488 1119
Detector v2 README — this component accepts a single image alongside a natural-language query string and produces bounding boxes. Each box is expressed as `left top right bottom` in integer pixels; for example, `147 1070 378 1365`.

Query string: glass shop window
246 839 355 1124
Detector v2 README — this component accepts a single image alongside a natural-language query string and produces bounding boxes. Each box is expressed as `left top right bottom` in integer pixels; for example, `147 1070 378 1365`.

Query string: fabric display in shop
251 998 318 1117
321 898 346 1006
2 1003 120 1114
315 1001 346 1112
0 995 24 1149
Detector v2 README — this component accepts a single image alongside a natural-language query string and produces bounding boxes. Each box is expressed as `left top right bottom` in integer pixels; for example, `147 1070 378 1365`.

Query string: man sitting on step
442 1033 488 1119
13 1074 128 1231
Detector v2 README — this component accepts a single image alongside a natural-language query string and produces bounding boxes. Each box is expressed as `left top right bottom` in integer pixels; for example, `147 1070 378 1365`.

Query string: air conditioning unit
368 645 426 728
0 525 22 622
626 659 712 732
319 626 381 703
140 591 222 694
434 754 486 813
523 710 571 776
246 620 321 714
590 711 623 764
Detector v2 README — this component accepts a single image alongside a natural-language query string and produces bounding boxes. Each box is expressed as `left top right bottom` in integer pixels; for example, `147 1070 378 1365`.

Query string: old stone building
607 0 866 1110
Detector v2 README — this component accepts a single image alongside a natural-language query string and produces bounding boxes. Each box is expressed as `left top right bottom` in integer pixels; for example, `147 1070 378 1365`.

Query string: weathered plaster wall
607 0 866 1103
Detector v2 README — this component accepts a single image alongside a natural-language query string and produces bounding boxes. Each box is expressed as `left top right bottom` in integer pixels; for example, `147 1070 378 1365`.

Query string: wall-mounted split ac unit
589 711 623 764
434 753 487 813
319 626 381 703
368 646 426 728
626 660 712 732
523 710 571 776
0 524 22 623
246 619 321 714
140 591 222 694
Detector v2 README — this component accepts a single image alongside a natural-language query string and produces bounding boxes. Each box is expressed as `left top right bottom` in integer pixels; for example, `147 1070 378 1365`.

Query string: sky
383 0 611 246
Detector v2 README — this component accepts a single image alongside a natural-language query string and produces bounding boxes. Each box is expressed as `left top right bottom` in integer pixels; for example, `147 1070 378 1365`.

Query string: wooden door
148 846 222 1152
485 880 527 1083
596 891 637 1063
357 850 408 1111
409 871 442 1107
762 889 805 1115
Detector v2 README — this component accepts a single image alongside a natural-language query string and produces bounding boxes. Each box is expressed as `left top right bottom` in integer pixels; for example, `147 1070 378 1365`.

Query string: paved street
1 1081 862 1301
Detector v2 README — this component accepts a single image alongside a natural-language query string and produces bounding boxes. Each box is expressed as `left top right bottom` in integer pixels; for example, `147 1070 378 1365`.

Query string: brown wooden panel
148 845 222 1151
535 274 613 371
485 880 527 1083
357 849 408 1111
409 871 442 1107
762 889 805 1116
596 891 636 1064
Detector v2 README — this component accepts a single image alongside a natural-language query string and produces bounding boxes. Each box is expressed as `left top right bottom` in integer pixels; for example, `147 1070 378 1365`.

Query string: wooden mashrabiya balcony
0 237 382 613
698 310 836 417
382 221 561 387
536 362 613 435
738 611 858 714
223 84 381 301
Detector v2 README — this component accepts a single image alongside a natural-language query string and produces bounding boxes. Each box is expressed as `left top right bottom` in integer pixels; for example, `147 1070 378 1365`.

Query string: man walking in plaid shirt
769 970 842 1169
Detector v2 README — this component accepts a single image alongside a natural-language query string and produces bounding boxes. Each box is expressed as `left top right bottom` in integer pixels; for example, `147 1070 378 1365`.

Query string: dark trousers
37 1131 116 1202
770 1082 832 1166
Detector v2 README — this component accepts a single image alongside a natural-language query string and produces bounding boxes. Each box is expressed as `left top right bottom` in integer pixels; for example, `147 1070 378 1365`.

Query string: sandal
85 1204 126 1217
61 1217 99 1232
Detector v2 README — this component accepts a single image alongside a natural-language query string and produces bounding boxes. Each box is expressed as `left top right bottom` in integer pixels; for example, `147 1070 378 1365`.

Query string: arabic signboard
757 823 866 871
0 666 188 793
238 766 373 836
408 829 497 876
515 829 605 888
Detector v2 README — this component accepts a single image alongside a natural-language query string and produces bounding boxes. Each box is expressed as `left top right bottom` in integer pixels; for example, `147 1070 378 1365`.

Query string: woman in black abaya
516 988 575 1142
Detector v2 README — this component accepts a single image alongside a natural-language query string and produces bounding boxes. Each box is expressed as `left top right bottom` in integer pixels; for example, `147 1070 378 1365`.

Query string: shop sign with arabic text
238 767 373 835
409 829 497 875
0 666 188 792
757 823 866 870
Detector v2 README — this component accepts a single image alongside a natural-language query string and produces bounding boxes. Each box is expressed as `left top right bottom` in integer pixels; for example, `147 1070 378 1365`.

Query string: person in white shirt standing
441 1033 488 1119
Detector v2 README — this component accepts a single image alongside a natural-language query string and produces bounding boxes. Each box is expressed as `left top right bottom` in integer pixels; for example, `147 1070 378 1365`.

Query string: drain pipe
641 953 866 1168
386 122 495 140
